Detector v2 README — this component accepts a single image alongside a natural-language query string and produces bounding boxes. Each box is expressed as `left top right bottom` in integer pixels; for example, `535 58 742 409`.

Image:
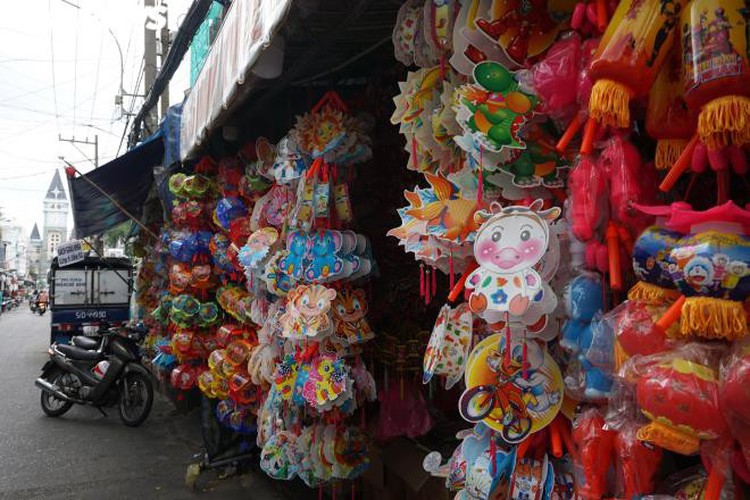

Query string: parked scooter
35 323 153 427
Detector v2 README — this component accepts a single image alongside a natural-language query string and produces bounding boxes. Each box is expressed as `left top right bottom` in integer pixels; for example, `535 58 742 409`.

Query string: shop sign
180 0 292 159
57 240 85 267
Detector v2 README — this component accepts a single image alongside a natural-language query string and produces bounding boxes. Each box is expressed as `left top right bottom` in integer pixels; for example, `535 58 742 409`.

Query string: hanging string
420 264 425 298
431 266 437 300
478 145 485 203
449 246 455 290
505 312 512 366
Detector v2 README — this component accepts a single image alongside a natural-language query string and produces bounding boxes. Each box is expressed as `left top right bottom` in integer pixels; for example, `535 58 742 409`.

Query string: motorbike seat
56 343 104 361
72 336 100 350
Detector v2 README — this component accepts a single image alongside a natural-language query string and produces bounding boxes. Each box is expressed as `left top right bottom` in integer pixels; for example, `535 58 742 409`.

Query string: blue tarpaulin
68 134 164 238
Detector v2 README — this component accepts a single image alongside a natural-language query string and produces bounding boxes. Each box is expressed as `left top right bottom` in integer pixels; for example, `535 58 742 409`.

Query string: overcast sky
0 0 192 237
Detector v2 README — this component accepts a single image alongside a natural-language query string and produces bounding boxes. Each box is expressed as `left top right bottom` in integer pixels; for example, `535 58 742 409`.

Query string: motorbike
30 300 47 315
35 323 154 427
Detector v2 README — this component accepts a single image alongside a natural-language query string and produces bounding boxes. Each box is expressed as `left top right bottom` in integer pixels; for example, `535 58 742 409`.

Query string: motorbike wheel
40 369 75 417
118 371 154 427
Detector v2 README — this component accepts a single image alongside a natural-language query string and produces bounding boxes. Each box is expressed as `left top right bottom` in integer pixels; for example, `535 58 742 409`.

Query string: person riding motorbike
36 290 49 310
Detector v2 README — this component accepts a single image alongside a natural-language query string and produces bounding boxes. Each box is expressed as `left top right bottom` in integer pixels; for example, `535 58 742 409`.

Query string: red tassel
431 266 437 299
420 264 425 298
425 268 431 305
490 431 497 476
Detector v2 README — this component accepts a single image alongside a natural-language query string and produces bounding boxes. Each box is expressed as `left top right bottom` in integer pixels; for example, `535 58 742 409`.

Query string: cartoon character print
271 136 307 183
302 354 350 409
281 284 337 339
683 256 714 294
466 200 560 317
306 230 345 282
279 231 310 281
263 184 294 227
260 431 299 480
331 288 374 345
711 253 730 282
273 354 299 402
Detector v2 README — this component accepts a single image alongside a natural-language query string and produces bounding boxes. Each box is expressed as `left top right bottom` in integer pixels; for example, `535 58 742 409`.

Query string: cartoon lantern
681 0 750 151
588 0 688 130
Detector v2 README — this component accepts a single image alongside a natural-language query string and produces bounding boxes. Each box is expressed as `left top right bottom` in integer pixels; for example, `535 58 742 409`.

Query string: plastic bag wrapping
582 313 615 369
571 407 615 499
719 337 750 475
568 155 607 242
610 300 675 369
614 422 663 500
599 134 657 236
647 465 735 499
619 343 729 455
518 33 582 122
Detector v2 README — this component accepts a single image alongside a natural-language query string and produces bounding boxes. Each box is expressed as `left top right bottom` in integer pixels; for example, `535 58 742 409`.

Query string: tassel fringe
698 96 750 150
589 79 632 129
655 139 687 170
679 297 747 340
627 281 681 305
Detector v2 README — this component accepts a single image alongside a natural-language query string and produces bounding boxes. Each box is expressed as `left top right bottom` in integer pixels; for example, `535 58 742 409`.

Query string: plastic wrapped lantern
588 0 688 130
719 339 750 473
633 348 728 455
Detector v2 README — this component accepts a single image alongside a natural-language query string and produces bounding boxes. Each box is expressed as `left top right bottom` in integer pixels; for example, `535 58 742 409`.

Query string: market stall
130 0 750 498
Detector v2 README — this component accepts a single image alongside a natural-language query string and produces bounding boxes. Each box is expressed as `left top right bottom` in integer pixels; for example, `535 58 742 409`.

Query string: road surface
0 308 301 499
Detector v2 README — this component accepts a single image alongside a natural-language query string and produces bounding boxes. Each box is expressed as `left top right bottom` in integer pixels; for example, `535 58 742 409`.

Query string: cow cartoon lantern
467 200 561 320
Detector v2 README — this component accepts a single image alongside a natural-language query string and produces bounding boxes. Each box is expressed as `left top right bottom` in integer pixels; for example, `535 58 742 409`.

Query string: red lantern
636 357 727 455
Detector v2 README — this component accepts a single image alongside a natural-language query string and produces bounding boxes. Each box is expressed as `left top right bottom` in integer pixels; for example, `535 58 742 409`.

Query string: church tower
27 223 42 279
41 170 69 274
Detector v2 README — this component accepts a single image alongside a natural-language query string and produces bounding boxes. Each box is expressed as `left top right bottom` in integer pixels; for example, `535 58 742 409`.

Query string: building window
48 232 61 255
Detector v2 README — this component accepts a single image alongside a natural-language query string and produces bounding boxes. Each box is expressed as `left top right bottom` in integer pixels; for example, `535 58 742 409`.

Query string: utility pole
159 7 170 120
58 135 102 254
58 134 98 168
143 0 159 135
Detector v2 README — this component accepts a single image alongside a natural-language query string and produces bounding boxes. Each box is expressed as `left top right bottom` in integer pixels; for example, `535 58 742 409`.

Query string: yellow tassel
679 297 748 340
589 79 633 129
698 96 750 150
655 139 687 170
627 281 681 305
637 419 701 456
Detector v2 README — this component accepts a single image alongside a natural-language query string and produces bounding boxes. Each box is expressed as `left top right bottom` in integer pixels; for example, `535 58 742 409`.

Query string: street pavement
0 308 304 500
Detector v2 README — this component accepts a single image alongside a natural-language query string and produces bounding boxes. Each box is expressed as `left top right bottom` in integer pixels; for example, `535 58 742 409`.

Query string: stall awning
68 135 164 238
180 0 292 160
